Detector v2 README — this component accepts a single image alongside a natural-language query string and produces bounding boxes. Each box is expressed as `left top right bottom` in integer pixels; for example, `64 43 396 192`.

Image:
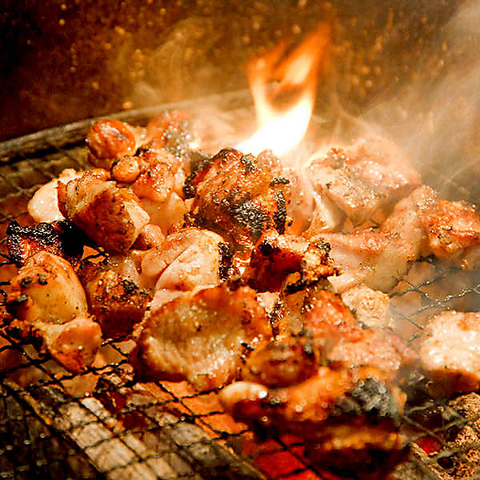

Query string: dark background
0 0 464 141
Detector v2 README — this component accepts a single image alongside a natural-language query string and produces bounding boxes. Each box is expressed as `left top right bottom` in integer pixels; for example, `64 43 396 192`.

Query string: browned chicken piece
241 332 318 388
133 284 272 391
185 148 290 247
86 119 146 169
28 169 82 223
318 229 415 293
308 136 421 226
58 170 150 254
78 261 151 339
383 185 480 268
341 285 394 330
243 231 336 292
6 251 101 373
278 285 415 380
6 220 86 267
141 227 230 299
421 196 480 269
220 366 407 478
420 311 480 396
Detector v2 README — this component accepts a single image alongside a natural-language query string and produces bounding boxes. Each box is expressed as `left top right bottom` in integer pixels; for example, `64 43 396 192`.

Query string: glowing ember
237 24 330 157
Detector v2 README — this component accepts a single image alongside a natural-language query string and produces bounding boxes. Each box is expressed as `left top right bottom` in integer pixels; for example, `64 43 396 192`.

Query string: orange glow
237 24 330 157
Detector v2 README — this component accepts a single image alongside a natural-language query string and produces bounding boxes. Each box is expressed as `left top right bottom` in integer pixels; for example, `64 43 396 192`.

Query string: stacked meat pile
3 112 480 477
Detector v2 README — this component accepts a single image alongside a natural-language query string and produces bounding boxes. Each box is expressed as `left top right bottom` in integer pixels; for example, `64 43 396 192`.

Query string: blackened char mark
6 220 87 267
273 190 287 234
218 242 234 281
183 152 213 199
230 200 270 243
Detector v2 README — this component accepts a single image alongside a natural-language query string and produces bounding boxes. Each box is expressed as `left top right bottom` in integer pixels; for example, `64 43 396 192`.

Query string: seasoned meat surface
134 285 271 390
58 170 149 254
309 136 421 226
186 148 289 247
6 251 101 372
420 311 480 396
78 261 151 339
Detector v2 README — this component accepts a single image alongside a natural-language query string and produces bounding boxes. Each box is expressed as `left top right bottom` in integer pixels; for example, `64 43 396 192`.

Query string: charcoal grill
1 90 480 480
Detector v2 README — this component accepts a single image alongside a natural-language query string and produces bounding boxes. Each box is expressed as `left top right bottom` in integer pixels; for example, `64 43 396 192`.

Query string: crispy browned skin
185 148 289 247
78 261 151 339
6 251 101 373
133 285 271 391
243 232 336 292
6 220 86 267
58 170 150 254
86 119 140 168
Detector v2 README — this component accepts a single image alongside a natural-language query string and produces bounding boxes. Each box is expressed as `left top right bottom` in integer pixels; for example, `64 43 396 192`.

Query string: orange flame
237 24 330 158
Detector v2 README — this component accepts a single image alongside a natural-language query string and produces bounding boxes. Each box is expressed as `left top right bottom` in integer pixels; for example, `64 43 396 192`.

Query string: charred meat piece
420 311 480 396
133 284 271 391
220 366 406 476
309 136 421 226
6 251 101 372
185 148 289 247
7 220 86 267
58 170 150 254
86 119 145 169
244 232 336 292
78 261 151 339
28 169 82 223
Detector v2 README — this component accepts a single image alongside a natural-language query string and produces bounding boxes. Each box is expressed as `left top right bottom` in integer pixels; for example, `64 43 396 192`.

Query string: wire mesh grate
0 97 480 480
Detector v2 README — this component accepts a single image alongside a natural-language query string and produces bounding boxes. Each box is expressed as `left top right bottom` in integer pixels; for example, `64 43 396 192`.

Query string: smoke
357 0 480 201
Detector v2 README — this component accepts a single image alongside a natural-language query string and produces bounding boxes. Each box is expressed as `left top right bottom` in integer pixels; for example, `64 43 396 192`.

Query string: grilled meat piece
220 366 406 476
241 332 318 388
141 227 228 300
341 285 394 330
420 311 480 396
309 136 421 226
58 170 150 254
7 220 86 267
28 168 82 223
318 228 415 293
6 251 101 372
133 284 271 390
244 232 336 292
86 119 145 169
78 261 151 339
185 148 289 247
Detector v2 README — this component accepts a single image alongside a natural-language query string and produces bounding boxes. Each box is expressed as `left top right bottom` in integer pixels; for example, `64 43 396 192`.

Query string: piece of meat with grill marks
341 285 394 330
6 220 87 268
318 228 415 293
308 136 421 226
140 228 230 305
58 169 150 254
420 311 480 396
78 261 151 339
220 366 407 477
28 169 83 223
86 119 146 169
185 148 289 247
6 251 101 373
243 232 336 292
133 284 271 390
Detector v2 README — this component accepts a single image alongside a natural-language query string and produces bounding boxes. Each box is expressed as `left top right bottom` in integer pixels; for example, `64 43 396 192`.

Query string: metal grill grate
1 93 480 480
